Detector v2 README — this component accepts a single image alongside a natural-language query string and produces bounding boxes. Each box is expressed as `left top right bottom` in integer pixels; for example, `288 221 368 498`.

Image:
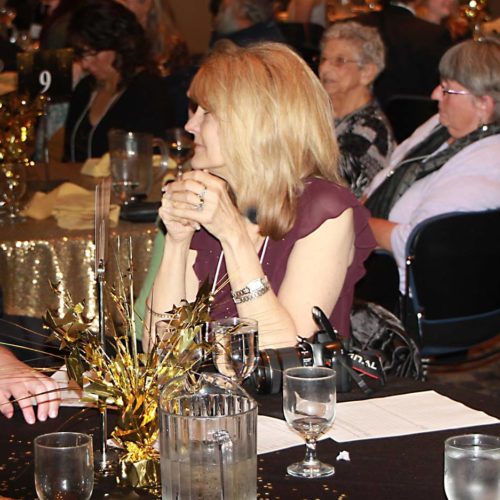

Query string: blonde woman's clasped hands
160 170 245 243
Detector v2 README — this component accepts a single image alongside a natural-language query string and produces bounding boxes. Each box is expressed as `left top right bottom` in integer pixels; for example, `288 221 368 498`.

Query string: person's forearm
143 236 191 349
369 217 397 252
219 223 297 348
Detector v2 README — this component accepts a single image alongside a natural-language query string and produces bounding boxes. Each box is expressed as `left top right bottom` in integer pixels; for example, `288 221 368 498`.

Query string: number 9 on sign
39 70 52 93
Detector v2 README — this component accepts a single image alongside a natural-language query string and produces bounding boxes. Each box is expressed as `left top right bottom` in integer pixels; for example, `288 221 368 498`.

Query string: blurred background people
364 38 500 296
117 0 190 76
416 0 470 40
286 0 327 27
356 0 453 121
38 0 84 50
63 0 173 162
320 21 395 199
210 0 285 46
0 346 60 424
416 0 456 24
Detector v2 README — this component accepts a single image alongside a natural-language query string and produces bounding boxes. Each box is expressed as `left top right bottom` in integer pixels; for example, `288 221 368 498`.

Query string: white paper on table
256 390 499 454
257 415 330 455
329 390 499 443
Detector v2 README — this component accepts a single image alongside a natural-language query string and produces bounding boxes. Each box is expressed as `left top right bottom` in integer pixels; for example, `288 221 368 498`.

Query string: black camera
251 307 353 394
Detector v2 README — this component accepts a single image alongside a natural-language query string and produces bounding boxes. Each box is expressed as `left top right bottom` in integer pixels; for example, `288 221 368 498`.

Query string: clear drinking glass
108 129 169 204
444 434 500 500
210 317 259 383
164 127 194 179
283 366 336 478
34 432 94 500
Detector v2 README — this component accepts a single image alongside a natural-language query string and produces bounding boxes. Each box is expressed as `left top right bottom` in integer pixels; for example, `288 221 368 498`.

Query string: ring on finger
198 187 207 203
195 199 205 211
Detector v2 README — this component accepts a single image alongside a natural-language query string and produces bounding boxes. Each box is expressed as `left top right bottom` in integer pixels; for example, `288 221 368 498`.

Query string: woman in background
366 38 500 291
63 0 172 162
143 41 375 350
319 22 395 198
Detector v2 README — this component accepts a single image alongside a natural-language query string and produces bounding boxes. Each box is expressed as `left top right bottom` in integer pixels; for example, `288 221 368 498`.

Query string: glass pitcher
159 373 257 500
108 129 169 204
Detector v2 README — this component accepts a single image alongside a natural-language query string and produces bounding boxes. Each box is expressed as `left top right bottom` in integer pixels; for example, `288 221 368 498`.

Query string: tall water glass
210 317 259 383
283 366 336 478
444 434 500 500
34 432 94 500
108 129 169 204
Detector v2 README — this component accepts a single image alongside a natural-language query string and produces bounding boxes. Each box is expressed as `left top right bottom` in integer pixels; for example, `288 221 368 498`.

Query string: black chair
355 249 401 315
384 94 438 143
403 209 500 361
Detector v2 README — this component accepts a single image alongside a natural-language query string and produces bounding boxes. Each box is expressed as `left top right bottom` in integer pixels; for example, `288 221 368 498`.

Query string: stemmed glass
164 127 194 179
0 162 27 223
34 432 94 500
210 317 259 384
283 366 336 478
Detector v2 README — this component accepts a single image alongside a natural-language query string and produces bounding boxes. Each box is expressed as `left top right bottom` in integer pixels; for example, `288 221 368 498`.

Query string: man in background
356 0 452 131
210 0 285 46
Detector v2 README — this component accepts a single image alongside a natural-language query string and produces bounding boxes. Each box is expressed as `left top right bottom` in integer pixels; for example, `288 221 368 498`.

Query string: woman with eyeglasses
365 38 500 292
319 22 395 199
63 0 173 162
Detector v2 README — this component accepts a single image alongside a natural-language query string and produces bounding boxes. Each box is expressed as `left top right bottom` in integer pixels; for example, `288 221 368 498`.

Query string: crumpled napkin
81 153 111 177
81 153 176 179
22 182 120 230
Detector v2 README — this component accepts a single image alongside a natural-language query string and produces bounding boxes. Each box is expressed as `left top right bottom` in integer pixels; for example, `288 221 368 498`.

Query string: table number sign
16 48 73 100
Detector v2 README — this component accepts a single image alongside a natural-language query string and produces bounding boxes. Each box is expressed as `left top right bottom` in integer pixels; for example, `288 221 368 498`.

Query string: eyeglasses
321 56 361 68
440 84 470 96
73 47 100 60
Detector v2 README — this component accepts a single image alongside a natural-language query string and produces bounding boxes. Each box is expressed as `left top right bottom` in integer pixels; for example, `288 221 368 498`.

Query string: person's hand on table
0 348 61 424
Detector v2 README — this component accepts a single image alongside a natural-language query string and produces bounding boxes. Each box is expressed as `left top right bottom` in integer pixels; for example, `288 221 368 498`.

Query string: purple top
191 177 375 338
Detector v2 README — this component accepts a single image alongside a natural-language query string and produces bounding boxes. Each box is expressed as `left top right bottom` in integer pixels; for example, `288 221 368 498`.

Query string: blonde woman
143 41 375 350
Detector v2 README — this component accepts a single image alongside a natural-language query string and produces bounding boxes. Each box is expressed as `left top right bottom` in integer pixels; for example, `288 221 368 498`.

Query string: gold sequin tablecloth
0 163 158 319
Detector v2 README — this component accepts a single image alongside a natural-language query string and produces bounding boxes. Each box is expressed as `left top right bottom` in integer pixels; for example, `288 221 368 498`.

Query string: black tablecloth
0 379 499 499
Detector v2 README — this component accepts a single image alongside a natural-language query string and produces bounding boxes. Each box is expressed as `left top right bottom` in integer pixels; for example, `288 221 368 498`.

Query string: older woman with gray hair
319 21 395 198
365 37 500 292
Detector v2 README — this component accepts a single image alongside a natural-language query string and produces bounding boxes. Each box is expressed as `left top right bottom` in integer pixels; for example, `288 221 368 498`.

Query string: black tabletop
0 378 499 499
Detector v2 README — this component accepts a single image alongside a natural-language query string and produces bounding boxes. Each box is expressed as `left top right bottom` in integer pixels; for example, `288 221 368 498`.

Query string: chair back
404 209 500 350
385 94 437 143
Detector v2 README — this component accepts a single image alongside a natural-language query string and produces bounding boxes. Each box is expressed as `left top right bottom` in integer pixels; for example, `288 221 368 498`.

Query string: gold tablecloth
0 162 159 319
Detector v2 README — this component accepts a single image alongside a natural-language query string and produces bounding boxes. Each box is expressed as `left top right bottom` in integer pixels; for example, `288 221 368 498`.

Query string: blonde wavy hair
189 41 341 240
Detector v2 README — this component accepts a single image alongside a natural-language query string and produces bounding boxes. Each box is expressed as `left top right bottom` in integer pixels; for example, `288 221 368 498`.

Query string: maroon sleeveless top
191 177 375 338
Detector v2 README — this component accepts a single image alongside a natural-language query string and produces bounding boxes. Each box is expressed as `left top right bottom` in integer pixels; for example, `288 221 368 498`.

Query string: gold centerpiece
43 276 215 491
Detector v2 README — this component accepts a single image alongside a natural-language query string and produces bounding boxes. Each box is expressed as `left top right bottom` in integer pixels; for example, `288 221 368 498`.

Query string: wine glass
34 432 94 500
0 162 27 223
283 366 336 478
210 317 259 383
165 127 194 179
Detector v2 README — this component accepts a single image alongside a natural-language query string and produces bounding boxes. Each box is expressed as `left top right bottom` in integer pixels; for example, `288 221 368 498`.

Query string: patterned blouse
335 102 396 199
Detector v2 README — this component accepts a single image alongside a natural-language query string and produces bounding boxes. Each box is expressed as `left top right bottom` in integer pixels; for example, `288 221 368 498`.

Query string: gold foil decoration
42 273 217 491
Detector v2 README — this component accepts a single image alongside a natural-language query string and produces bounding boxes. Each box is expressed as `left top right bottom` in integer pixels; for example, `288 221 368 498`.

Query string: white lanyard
211 235 270 295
